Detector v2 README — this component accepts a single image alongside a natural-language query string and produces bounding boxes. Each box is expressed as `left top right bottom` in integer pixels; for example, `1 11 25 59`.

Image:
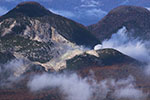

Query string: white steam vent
94 44 103 50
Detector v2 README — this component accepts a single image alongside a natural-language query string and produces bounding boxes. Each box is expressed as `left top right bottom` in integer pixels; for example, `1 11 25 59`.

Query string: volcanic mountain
66 48 138 70
88 5 150 41
0 1 99 47
0 1 100 68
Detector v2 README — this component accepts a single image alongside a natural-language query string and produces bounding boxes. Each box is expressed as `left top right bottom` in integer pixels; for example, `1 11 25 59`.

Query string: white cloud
146 7 150 11
115 85 146 100
94 44 102 50
113 76 147 100
0 59 30 87
80 4 97 8
85 8 107 17
120 0 129 5
0 7 8 16
102 26 150 62
28 72 147 100
28 73 92 100
49 8 75 18
80 0 102 8
144 63 150 76
101 26 150 78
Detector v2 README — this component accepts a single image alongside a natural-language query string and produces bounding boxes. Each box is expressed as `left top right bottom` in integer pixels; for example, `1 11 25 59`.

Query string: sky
0 0 150 25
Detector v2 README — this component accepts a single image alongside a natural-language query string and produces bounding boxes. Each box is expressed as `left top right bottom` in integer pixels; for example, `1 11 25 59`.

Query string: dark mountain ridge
88 5 150 41
66 48 138 70
0 1 100 47
0 1 52 19
0 1 101 65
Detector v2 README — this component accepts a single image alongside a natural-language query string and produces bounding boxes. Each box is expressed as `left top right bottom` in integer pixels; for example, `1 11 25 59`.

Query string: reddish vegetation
78 63 150 94
0 89 64 100
0 63 150 100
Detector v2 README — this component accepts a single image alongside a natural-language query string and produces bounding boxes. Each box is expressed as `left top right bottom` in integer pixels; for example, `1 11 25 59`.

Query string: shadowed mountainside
88 5 150 41
66 48 138 70
0 1 100 47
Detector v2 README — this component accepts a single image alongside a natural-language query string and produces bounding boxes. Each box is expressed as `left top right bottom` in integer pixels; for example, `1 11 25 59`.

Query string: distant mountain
0 1 100 47
88 5 150 41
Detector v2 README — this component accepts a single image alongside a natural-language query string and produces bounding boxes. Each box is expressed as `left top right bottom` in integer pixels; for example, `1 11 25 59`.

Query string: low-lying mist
0 58 148 100
0 59 30 87
1 58 147 100
102 27 150 63
27 72 147 100
101 26 150 76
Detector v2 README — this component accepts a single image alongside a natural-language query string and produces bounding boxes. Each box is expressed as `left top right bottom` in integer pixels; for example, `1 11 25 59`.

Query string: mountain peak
109 5 150 14
2 1 52 18
88 5 150 41
17 1 42 6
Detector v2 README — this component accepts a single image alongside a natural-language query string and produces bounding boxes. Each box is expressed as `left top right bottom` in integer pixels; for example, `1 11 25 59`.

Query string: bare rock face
0 18 52 42
0 1 101 71
0 1 100 47
88 5 150 41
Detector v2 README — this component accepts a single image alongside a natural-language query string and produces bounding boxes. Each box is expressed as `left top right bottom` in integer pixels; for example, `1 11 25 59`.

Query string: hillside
88 5 150 41
0 49 145 100
66 48 137 70
0 1 100 47
0 1 100 69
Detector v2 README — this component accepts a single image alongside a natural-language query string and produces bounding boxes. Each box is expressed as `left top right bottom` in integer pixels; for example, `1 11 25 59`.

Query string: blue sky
0 0 150 25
